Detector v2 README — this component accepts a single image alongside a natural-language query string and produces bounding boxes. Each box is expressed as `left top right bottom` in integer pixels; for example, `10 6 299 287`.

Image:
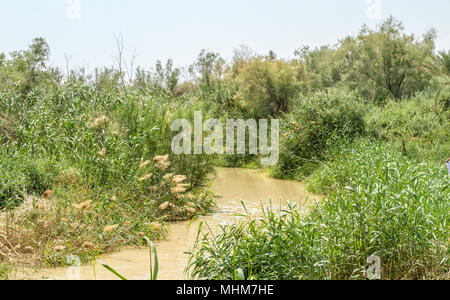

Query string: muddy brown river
21 168 320 280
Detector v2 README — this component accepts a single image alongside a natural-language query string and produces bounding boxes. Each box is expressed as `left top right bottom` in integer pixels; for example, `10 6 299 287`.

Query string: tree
189 50 225 89
133 59 180 96
155 59 180 95
344 17 435 103
294 45 346 93
0 37 57 93
27 37 50 71
233 57 301 118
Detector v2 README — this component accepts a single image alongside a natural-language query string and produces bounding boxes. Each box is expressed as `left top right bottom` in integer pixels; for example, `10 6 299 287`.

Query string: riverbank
0 152 217 280
15 168 321 280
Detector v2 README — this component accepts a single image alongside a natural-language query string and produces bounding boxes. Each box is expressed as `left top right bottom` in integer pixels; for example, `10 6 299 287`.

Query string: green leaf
99 260 128 280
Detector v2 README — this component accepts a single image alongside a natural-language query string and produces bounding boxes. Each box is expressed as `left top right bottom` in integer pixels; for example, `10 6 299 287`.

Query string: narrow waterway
24 168 321 280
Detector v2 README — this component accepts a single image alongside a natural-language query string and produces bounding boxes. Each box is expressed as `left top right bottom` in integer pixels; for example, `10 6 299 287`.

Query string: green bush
271 89 366 179
0 154 59 208
366 87 450 163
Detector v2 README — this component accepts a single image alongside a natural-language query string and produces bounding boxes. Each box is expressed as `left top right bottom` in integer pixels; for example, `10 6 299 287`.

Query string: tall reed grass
188 141 449 280
0 84 217 272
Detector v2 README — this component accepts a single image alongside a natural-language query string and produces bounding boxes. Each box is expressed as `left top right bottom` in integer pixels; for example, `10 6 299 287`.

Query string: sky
1 0 450 73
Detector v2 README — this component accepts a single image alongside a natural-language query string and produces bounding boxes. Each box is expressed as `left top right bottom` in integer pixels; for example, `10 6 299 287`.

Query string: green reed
188 141 449 280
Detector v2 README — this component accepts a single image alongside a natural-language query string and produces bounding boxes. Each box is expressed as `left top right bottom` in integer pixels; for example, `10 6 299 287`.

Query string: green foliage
1 18 449 279
232 56 302 118
0 82 217 270
368 90 443 138
196 79 238 117
295 17 436 104
437 50 450 76
294 45 346 92
0 38 60 94
343 17 434 103
424 50 450 77
92 67 123 91
366 87 450 162
189 141 449 280
272 89 366 179
134 59 181 96
0 153 59 208
0 83 215 194
0 262 14 280
189 50 225 90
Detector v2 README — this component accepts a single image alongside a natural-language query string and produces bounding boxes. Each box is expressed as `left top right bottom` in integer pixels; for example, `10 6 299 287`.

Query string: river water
23 168 320 280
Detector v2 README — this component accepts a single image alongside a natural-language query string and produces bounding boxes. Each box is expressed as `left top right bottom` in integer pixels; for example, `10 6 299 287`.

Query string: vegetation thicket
0 17 448 280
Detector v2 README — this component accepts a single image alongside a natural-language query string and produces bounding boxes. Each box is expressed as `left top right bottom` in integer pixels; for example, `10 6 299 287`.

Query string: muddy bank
21 168 320 280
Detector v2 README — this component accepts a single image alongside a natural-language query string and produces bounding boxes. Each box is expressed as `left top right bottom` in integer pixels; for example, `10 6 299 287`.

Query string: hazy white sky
1 0 449 72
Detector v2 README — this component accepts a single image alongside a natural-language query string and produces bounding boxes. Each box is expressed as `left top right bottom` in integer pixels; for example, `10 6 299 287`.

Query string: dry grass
0 155 216 277
0 189 166 271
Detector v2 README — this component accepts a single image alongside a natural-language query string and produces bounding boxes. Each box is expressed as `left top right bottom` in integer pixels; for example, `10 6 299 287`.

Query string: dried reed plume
90 115 108 129
104 224 119 233
139 174 152 181
139 160 151 169
75 200 92 211
173 175 187 184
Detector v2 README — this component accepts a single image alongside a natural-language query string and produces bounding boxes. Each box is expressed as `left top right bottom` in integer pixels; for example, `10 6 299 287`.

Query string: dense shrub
271 89 366 179
0 154 59 208
366 87 450 163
